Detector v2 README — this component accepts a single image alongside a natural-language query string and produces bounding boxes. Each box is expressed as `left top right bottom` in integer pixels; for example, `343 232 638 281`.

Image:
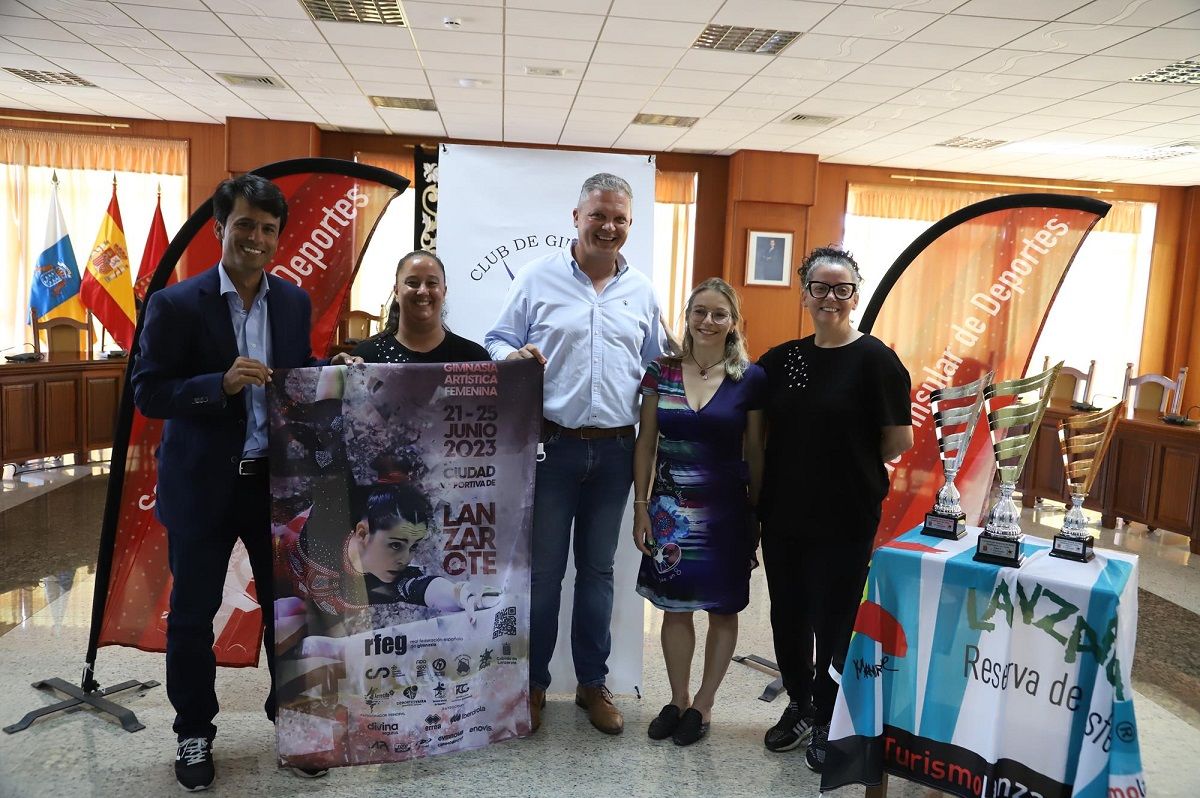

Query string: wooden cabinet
0 358 126 464
1021 404 1200 553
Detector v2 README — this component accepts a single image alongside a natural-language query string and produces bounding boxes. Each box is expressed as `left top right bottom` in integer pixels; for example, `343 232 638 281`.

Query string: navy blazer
132 265 320 532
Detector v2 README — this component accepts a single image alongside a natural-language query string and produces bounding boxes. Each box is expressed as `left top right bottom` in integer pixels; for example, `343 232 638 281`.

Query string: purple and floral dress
636 357 766 613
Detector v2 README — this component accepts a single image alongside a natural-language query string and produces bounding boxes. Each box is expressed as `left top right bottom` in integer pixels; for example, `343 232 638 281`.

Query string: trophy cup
1050 402 1124 562
923 372 993 539
974 362 1062 567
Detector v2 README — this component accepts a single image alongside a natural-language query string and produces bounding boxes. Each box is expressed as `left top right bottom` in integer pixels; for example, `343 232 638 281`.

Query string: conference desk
822 527 1144 798
1019 404 1200 554
0 356 125 465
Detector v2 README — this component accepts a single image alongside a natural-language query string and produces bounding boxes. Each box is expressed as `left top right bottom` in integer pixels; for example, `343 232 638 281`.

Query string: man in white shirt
486 173 664 736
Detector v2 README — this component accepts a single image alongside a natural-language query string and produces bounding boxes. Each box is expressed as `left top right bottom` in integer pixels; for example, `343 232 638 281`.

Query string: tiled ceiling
1 0 1199 185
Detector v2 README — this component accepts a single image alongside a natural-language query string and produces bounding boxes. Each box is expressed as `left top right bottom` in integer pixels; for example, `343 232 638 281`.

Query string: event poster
268 359 540 768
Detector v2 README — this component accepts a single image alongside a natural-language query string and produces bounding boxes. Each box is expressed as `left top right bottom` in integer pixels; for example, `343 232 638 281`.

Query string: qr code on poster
492 606 517 639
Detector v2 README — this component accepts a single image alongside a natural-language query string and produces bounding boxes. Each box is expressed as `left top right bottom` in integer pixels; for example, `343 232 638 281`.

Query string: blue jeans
529 433 633 690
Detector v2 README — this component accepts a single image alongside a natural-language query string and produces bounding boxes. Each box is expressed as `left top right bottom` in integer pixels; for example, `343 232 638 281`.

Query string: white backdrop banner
437 144 657 694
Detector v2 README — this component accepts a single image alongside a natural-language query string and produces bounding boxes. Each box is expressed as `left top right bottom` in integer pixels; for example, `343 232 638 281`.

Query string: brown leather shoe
575 685 624 735
529 686 546 733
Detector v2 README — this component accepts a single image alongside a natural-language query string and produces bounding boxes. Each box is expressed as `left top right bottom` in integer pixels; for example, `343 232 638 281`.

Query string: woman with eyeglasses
631 278 766 746
756 246 912 772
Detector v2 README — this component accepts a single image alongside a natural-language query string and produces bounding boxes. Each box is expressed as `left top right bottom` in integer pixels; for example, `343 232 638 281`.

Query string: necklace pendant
699 368 708 380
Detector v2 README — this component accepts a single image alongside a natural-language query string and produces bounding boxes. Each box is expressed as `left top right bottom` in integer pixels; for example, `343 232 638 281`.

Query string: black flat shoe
671 707 710 746
647 704 682 740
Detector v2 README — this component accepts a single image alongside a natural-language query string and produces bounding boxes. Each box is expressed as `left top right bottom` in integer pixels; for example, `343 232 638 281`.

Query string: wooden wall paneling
226 117 319 174
730 150 816 206
723 151 818 356
42 378 81 456
0 381 39 462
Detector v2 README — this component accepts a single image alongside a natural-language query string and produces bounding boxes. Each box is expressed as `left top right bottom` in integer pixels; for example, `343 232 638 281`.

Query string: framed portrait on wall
746 231 792 287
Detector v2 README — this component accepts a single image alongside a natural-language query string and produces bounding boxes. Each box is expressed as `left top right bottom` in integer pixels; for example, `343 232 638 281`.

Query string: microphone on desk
1161 407 1200 427
2 343 42 363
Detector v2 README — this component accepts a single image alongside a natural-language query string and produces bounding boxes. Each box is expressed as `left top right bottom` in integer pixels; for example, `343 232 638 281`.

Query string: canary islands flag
29 181 86 324
80 181 136 350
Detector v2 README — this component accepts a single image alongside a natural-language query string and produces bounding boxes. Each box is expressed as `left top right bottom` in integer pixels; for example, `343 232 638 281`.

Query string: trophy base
1050 534 1094 563
922 511 966 540
973 532 1025 568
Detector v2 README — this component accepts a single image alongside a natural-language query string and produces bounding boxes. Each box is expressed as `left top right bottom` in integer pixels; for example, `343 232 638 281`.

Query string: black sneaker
175 737 214 791
291 767 330 779
763 700 814 752
805 723 829 773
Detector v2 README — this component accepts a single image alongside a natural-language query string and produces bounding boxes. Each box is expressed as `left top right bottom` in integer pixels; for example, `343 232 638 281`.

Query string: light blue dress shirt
485 243 664 429
219 264 273 457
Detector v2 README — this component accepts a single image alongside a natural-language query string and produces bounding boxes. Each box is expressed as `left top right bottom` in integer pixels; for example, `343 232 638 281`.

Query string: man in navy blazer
132 174 358 791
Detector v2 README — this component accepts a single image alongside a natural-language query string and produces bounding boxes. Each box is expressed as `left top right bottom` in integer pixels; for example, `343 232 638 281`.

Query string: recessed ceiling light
632 113 697 128
3 68 97 88
370 95 437 111
692 25 800 56
937 136 1008 150
299 0 406 25
524 66 567 78
1128 60 1200 85
457 78 487 88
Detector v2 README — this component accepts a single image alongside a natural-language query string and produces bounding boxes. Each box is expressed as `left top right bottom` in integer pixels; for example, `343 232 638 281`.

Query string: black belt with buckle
543 420 635 440
237 457 268 477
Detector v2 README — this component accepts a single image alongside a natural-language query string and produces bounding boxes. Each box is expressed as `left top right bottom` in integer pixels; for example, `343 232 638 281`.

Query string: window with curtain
653 170 697 334
843 183 1154 405
351 151 415 329
0 129 188 353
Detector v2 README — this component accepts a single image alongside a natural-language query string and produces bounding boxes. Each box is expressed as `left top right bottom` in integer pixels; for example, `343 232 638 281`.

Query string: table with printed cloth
822 526 1146 798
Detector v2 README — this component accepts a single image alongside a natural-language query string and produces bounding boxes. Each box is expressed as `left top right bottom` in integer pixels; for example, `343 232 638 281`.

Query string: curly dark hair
799 245 862 286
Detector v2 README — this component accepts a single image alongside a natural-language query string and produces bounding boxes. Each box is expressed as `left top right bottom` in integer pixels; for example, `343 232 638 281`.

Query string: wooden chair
32 314 93 360
338 309 380 345
1041 356 1095 406
1122 363 1188 415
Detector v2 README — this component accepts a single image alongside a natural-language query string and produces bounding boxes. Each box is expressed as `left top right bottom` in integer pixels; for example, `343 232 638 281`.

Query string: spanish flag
133 189 171 306
80 179 136 350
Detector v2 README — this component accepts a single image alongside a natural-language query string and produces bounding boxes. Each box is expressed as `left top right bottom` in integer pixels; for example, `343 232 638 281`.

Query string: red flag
80 182 136 349
134 192 171 303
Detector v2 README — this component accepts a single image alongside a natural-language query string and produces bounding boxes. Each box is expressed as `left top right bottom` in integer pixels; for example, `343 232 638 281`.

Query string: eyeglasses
806 281 857 301
689 307 731 324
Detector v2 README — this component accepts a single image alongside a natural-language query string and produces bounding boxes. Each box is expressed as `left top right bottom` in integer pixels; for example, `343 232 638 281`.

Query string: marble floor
0 467 1196 798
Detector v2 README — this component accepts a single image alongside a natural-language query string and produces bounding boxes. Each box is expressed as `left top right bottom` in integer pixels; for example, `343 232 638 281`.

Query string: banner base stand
732 654 785 702
3 677 159 734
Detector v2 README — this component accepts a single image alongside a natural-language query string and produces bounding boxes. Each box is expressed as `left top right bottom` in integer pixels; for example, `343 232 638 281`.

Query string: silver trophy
923 372 993 540
974 362 1062 567
1050 402 1123 562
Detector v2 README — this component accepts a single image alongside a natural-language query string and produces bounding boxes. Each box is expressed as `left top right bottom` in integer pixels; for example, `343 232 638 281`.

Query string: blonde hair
681 278 750 380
